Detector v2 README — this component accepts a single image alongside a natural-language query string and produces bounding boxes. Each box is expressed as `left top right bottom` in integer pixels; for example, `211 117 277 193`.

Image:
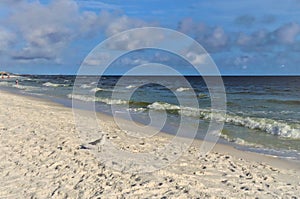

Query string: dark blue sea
1 75 300 160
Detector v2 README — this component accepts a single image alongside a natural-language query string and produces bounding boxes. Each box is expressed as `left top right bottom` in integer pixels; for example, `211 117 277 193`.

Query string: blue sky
0 0 300 75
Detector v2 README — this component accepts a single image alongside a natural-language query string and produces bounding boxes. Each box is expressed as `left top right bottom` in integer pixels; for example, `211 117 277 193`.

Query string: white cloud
178 18 300 55
236 30 268 51
2 0 155 62
0 27 15 50
12 47 55 60
105 15 148 36
204 26 228 51
234 55 250 66
177 18 206 35
236 33 252 46
77 0 120 10
178 19 229 52
235 23 300 54
119 57 149 66
105 28 164 50
275 22 300 44
185 52 208 65
7 0 80 60
82 52 112 66
242 65 248 69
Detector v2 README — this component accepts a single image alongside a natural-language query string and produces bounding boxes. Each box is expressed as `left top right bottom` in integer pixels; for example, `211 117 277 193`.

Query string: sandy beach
0 90 299 198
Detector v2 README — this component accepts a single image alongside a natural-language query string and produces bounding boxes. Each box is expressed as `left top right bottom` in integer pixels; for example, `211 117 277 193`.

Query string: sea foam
146 101 300 139
176 87 191 92
43 82 66 87
67 94 128 105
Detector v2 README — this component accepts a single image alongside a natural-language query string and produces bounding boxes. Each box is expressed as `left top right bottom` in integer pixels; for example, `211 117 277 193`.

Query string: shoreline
2 88 299 170
1 77 300 162
0 89 299 197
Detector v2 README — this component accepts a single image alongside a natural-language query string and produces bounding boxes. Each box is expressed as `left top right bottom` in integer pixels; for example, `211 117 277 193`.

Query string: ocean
1 75 300 160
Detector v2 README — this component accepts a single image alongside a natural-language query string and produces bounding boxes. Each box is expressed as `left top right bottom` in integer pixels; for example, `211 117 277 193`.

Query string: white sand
0 90 299 198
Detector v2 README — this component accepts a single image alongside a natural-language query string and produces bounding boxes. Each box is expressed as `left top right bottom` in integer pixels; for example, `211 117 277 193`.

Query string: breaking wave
67 94 128 105
13 85 39 91
126 85 136 89
220 134 263 148
147 102 300 139
89 88 104 92
0 82 9 86
176 87 191 92
66 93 300 140
43 82 68 87
198 93 209 98
80 84 92 89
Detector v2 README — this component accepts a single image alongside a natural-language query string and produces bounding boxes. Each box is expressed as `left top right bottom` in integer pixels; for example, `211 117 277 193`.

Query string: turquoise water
1 75 300 160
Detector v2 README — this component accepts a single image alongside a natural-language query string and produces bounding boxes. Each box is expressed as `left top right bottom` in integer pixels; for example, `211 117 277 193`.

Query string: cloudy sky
0 0 300 75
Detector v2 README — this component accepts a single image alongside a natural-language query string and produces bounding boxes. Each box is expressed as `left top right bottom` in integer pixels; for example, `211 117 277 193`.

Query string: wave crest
146 102 300 139
67 94 127 105
176 87 191 92
43 82 67 87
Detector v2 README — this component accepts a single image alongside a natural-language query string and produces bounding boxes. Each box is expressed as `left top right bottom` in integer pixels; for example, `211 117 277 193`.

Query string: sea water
1 75 300 160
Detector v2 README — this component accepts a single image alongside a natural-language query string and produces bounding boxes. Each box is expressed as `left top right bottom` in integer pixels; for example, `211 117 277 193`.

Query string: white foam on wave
147 102 180 110
89 88 103 92
43 82 66 87
176 87 191 92
225 115 300 139
126 85 136 89
234 138 264 147
80 84 91 89
146 101 300 139
67 94 93 102
198 93 209 98
128 107 147 113
13 85 39 91
220 134 263 148
0 82 9 86
67 94 128 105
147 102 210 118
97 97 128 105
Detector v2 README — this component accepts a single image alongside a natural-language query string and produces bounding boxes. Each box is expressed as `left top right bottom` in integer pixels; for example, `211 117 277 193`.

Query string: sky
0 0 300 75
